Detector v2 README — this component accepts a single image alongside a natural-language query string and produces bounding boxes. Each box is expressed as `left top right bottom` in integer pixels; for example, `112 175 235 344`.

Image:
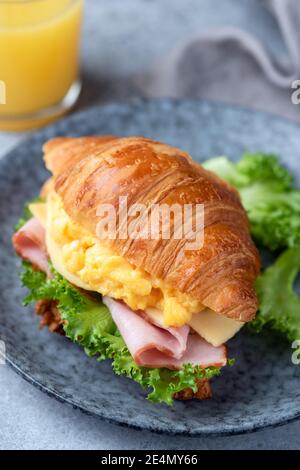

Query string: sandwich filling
30 191 244 344
12 192 244 403
45 191 204 327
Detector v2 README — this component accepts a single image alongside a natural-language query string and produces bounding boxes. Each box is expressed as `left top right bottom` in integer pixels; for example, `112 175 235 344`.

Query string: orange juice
0 0 83 130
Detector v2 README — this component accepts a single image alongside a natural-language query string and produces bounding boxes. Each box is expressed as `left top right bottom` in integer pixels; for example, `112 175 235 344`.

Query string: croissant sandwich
12 136 260 404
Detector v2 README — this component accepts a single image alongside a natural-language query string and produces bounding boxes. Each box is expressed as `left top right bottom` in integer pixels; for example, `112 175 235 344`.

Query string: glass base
0 80 82 132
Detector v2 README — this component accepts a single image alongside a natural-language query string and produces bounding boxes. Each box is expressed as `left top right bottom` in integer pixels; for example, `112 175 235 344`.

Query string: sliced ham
139 334 227 369
103 297 227 369
103 296 189 360
12 218 49 274
140 307 190 359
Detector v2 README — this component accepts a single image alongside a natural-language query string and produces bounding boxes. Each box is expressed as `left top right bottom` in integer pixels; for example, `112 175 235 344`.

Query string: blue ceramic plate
1 99 300 436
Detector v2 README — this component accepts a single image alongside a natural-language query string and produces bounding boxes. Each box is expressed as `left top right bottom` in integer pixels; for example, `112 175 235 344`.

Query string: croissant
43 136 260 323
12 135 262 403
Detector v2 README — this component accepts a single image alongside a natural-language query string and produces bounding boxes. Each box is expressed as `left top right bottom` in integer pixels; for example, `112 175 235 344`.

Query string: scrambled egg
33 191 205 327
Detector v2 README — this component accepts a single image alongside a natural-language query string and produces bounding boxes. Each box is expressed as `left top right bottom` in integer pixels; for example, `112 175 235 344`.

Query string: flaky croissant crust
43 136 260 322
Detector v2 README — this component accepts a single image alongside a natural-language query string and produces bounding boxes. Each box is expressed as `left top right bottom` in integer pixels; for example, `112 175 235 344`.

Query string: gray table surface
1 0 300 450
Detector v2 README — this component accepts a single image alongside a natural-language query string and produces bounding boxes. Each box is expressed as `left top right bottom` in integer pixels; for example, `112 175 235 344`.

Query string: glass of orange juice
0 0 84 131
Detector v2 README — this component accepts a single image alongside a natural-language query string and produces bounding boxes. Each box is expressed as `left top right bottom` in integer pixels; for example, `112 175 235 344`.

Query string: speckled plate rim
4 350 300 438
2 97 300 437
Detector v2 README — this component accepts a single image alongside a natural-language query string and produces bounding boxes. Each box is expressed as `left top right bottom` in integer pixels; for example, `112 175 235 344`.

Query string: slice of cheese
188 309 244 347
146 307 244 346
30 200 93 291
29 202 47 227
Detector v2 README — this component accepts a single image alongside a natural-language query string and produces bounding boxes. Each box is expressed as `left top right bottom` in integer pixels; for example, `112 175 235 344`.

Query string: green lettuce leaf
203 154 300 250
204 154 300 340
251 248 300 342
20 261 223 405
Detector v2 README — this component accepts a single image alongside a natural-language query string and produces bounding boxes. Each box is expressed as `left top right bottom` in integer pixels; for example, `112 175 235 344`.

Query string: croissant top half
43 136 260 322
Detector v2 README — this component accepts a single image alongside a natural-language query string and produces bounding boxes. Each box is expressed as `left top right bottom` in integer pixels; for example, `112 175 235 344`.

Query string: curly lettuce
203 153 300 251
20 261 223 405
251 248 300 342
203 153 300 341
